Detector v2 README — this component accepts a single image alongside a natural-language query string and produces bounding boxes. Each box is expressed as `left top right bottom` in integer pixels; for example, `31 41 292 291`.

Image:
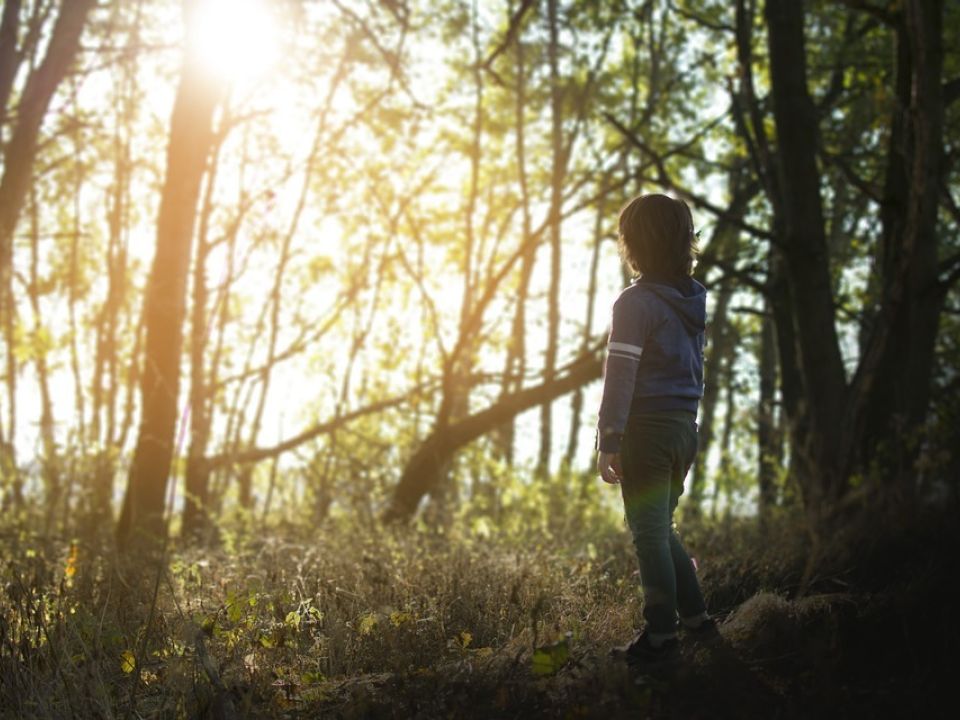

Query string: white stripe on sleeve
608 341 643 359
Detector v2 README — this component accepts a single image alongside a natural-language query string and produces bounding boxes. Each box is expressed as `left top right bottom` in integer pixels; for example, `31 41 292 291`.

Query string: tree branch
666 0 735 32
383 344 604 521
821 150 883 202
480 0 537 79
604 113 775 240
838 0 899 26
204 388 432 470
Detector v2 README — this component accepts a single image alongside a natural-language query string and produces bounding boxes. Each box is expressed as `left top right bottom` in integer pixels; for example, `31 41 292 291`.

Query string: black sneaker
611 630 679 667
681 617 720 642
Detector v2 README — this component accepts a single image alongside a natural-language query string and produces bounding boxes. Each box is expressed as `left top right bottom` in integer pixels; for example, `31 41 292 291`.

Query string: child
596 193 715 665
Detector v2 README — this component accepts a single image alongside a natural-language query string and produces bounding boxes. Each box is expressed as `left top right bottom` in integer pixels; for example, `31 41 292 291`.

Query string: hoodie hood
637 275 707 336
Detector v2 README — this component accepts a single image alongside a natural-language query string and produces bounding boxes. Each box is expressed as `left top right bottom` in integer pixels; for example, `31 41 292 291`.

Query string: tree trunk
765 0 849 519
413 2 486 517
0 0 95 510
496 3 534 465
0 0 96 308
757 303 778 528
182 135 222 539
90 10 137 521
384 350 603 523
116 4 224 547
538 0 563 477
689 283 733 512
0 0 23 130
711 372 737 520
857 1 945 503
27 184 58 529
688 171 757 510
563 182 606 469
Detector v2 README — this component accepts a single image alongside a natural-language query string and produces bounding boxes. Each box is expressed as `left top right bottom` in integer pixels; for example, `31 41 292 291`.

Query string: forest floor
0 503 956 719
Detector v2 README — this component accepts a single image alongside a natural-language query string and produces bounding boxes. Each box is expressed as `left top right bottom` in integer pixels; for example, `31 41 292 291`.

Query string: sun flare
190 0 281 84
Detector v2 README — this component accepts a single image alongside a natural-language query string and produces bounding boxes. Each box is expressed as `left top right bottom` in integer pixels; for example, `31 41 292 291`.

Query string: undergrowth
0 505 955 719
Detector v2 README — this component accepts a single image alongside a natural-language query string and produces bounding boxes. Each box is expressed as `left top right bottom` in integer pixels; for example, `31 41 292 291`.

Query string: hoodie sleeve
597 289 653 453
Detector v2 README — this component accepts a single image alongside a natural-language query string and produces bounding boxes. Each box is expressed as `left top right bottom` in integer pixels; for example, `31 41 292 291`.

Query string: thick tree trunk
116 6 223 547
0 0 22 129
0 0 96 297
0 0 95 507
765 0 849 518
856 2 945 501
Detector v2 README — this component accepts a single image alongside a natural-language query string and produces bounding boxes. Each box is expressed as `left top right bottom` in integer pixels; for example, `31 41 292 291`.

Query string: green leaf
358 612 378 636
531 638 570 676
389 610 411 627
120 650 136 674
200 614 218 636
226 591 244 623
301 671 325 685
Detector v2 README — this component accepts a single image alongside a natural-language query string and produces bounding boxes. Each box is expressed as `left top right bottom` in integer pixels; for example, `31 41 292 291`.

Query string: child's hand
597 451 623 485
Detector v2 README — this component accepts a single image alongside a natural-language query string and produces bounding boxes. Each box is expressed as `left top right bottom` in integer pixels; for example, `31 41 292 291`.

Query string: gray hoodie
596 275 706 453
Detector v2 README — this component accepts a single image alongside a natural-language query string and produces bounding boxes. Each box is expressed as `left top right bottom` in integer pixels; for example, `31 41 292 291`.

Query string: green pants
620 410 707 634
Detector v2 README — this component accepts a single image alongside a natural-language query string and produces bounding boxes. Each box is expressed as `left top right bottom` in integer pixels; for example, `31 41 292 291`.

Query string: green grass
0 508 954 718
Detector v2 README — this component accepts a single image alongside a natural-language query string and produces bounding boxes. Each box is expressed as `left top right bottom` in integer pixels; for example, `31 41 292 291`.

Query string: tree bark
0 0 22 131
0 0 95 508
182 131 223 539
0 0 96 302
855 1 945 500
765 0 849 515
563 180 606 469
27 184 58 529
90 9 137 521
757 302 778 528
496 2 534 465
688 171 758 510
689 282 733 511
538 0 564 477
384 348 603 523
116 3 224 547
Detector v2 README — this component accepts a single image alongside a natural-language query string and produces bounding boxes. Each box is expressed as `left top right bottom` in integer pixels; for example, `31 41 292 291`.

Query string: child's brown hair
617 193 699 277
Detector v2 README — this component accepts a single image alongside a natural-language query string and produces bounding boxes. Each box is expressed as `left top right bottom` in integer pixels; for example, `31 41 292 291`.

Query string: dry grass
0 509 954 718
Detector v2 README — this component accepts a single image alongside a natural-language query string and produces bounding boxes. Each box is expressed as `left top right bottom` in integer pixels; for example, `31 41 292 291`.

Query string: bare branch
205 387 432 469
667 0 735 32
838 0 899 26
480 0 537 78
603 113 775 240
703 258 769 295
821 151 883 202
